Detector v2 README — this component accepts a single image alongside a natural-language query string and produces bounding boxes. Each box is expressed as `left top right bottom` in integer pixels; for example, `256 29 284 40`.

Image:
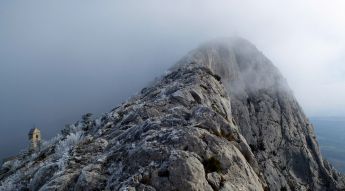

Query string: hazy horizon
1 0 345 159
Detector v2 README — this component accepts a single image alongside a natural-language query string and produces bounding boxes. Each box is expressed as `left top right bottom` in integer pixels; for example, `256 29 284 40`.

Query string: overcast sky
1 0 345 158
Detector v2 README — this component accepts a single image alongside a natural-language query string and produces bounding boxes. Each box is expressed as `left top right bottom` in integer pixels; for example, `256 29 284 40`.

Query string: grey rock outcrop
179 38 345 190
1 37 344 191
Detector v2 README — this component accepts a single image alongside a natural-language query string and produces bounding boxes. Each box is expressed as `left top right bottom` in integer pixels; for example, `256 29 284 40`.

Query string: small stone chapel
28 127 41 151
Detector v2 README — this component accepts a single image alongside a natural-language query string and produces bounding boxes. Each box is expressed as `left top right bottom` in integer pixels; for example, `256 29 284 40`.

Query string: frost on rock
1 38 344 191
55 131 84 169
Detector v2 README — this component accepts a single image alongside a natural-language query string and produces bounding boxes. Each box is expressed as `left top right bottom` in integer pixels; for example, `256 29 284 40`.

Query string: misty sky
1 0 345 158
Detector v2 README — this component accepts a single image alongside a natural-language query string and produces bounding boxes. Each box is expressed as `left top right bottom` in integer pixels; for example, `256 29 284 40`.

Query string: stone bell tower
28 127 41 151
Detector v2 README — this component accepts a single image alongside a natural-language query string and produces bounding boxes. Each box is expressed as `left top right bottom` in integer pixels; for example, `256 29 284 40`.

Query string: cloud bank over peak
0 0 345 158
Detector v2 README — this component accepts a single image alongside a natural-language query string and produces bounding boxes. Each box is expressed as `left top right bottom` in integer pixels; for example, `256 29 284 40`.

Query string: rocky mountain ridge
1 38 344 191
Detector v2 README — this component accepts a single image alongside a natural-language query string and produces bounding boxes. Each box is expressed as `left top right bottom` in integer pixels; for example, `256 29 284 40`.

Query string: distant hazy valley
312 117 345 173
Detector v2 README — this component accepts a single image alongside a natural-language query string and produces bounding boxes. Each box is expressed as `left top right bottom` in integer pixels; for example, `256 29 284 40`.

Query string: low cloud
1 0 345 158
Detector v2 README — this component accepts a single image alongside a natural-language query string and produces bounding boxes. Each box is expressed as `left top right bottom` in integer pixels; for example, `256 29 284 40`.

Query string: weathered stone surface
39 172 79 191
177 38 345 190
1 38 344 191
74 164 106 191
207 172 222 190
29 164 59 190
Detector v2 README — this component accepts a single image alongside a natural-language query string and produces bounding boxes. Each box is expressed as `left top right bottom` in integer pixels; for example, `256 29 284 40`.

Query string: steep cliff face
1 38 344 191
179 38 345 190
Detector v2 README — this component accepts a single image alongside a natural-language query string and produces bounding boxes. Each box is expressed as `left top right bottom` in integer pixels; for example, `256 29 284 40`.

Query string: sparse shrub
40 134 62 151
55 131 84 169
56 132 83 153
214 130 222 137
220 130 237 142
61 124 81 136
82 113 94 130
203 157 222 173
214 74 221 81
82 113 93 122
95 117 102 127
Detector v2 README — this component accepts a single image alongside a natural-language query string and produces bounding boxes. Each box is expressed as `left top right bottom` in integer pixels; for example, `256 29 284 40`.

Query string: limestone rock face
1 38 344 191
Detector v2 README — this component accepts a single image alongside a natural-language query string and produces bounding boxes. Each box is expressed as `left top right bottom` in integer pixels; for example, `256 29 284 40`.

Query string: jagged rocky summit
1 38 344 191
